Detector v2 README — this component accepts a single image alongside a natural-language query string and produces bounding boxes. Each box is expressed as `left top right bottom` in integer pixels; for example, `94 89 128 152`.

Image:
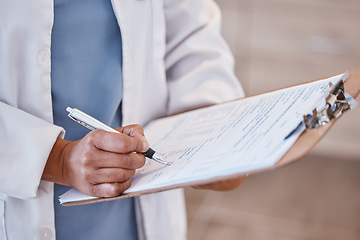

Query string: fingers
90 168 135 185
116 124 146 140
61 124 149 198
88 127 148 154
69 145 145 196
89 180 132 198
115 124 149 150
71 162 137 197
94 152 146 169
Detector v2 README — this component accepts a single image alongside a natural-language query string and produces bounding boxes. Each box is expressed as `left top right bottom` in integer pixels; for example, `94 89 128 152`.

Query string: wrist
42 137 71 186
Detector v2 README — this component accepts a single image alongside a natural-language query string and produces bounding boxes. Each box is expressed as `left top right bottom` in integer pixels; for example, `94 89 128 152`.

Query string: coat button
37 49 50 66
38 227 54 240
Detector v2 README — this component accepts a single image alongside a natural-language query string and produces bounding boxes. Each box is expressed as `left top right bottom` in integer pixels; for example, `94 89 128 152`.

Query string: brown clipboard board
62 67 360 206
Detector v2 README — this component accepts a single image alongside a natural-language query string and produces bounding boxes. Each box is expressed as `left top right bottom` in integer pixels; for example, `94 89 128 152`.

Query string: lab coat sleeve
164 0 245 115
0 102 64 200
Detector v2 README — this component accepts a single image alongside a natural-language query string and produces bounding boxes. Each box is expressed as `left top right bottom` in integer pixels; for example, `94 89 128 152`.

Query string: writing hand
43 124 148 197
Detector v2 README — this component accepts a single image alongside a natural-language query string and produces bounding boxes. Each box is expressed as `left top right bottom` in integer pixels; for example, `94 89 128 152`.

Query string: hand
192 176 247 191
43 124 148 197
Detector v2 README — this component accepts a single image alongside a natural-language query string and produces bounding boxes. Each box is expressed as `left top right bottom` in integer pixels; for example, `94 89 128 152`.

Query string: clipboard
277 67 359 167
61 67 360 206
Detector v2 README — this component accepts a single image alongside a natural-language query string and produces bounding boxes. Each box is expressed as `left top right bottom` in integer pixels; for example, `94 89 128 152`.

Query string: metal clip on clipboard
303 72 357 129
285 72 357 140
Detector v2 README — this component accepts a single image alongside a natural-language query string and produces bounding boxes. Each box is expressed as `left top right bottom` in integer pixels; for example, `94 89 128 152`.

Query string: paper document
59 74 343 204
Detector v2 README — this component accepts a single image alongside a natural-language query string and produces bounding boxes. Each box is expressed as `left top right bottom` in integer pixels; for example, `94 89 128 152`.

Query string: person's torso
51 0 137 239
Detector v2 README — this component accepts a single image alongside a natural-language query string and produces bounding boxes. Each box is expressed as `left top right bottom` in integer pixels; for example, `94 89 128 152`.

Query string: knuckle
120 154 132 167
89 129 102 138
84 131 96 143
87 181 133 198
124 153 137 168
78 167 91 180
133 124 143 132
89 184 101 197
80 139 97 156
114 127 123 132
85 130 103 145
89 184 112 198
77 157 95 174
79 152 92 165
118 139 130 152
117 170 126 180
126 124 144 138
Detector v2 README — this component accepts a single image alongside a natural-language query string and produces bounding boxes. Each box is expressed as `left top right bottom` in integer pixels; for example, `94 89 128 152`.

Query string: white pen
66 107 170 166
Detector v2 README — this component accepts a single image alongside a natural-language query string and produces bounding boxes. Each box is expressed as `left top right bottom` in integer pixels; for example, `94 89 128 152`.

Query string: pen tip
153 153 170 166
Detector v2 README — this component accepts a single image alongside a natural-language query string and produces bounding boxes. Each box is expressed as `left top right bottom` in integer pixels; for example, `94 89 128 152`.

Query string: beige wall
216 0 360 159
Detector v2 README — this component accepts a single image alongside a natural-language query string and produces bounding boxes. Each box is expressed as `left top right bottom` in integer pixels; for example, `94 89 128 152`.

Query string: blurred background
185 0 360 239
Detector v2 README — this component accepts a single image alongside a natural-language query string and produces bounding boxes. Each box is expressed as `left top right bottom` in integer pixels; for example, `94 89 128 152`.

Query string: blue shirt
51 0 138 239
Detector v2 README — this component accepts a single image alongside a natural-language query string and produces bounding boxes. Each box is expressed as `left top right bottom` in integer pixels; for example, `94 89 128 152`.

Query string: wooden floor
185 0 360 239
185 155 360 240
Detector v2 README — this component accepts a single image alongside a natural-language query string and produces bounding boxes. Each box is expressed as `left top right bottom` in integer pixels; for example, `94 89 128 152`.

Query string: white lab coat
0 0 244 239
